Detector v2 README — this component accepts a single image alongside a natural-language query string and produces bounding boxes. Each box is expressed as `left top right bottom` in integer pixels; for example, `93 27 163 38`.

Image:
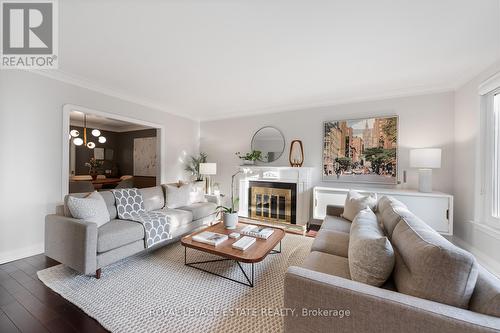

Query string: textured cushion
66 192 110 227
65 190 117 220
97 219 145 253
348 208 394 286
342 190 377 221
165 183 192 209
392 213 478 308
469 265 500 317
321 215 352 234
301 251 351 279
178 202 217 220
377 195 410 238
139 186 165 211
311 230 349 258
112 188 145 219
159 208 194 230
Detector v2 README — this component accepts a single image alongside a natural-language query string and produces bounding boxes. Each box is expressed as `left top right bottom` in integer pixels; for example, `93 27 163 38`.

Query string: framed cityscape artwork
322 115 398 184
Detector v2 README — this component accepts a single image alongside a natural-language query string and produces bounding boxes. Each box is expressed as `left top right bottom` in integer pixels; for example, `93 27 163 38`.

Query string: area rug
37 233 313 333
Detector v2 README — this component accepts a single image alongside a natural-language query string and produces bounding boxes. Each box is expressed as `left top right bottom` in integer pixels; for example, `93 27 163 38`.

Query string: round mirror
251 126 285 163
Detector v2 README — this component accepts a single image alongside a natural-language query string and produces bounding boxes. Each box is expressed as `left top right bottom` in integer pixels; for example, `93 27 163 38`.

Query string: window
483 89 500 227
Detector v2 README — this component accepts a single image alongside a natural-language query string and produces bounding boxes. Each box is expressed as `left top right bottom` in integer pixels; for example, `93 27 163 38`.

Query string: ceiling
49 1 500 120
69 111 152 132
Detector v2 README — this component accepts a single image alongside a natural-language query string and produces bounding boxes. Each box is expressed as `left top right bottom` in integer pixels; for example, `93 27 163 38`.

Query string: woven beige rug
37 233 313 333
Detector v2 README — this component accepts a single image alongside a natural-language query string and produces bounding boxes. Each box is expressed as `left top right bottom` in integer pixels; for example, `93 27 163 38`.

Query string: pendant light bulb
73 138 84 146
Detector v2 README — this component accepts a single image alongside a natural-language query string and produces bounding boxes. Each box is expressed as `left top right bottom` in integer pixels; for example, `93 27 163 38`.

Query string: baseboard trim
452 237 500 277
0 243 44 265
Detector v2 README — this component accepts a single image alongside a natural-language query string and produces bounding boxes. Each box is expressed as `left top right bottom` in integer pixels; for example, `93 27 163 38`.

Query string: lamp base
205 176 212 195
418 169 433 193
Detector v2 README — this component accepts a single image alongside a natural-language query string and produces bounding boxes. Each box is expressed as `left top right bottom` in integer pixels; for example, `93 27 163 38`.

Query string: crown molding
69 119 152 133
28 68 458 123
199 84 456 122
29 69 199 122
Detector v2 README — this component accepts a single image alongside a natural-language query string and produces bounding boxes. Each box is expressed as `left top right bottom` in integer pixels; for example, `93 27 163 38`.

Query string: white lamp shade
199 163 217 175
409 148 442 169
92 129 101 137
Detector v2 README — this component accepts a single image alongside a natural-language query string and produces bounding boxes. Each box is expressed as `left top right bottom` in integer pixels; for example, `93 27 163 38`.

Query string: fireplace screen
249 182 296 224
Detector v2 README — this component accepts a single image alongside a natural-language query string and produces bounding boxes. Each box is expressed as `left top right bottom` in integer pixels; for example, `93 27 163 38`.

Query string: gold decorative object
289 140 304 167
250 186 292 223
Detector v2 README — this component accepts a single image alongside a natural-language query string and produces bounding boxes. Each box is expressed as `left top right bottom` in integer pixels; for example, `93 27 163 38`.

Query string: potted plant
216 198 239 229
85 158 104 180
235 150 263 165
184 152 208 181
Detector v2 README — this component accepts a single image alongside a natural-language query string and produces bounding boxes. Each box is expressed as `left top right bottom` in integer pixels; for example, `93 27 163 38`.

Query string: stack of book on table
241 225 274 239
192 231 228 246
232 236 256 251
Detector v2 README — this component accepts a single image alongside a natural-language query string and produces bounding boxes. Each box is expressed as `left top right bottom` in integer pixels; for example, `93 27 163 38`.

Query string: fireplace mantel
238 166 314 226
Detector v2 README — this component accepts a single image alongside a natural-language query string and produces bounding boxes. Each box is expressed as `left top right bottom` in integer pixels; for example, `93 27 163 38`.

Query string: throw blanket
126 211 172 248
112 188 172 248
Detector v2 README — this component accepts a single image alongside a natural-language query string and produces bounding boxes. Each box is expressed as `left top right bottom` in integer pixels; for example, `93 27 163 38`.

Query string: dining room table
91 177 121 190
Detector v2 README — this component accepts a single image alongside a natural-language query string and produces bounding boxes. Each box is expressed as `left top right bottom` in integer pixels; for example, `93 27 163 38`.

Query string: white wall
454 59 500 274
200 92 455 202
0 70 200 264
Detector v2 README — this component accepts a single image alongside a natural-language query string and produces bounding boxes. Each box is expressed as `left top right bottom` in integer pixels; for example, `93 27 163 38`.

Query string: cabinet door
390 195 450 234
313 189 346 219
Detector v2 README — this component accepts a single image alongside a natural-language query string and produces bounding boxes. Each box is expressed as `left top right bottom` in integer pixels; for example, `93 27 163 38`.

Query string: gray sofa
284 196 500 333
45 185 218 278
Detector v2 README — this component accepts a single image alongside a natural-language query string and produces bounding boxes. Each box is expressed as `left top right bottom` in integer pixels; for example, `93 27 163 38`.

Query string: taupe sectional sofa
284 196 500 333
45 185 217 278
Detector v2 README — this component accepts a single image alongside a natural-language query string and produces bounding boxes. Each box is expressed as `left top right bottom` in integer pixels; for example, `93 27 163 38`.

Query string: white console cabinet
313 187 453 235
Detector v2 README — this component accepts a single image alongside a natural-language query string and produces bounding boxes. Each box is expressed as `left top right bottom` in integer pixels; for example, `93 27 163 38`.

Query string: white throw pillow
67 191 110 227
166 183 192 208
342 190 377 221
190 181 207 204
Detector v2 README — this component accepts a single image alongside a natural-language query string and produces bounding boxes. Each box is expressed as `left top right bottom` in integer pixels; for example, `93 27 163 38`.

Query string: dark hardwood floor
0 254 108 333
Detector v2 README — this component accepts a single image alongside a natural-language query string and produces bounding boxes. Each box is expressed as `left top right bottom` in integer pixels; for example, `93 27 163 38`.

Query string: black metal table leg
270 240 282 254
184 247 255 287
183 240 282 287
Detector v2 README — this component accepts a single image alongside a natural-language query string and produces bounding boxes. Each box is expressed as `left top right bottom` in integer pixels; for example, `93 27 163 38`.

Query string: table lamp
199 163 217 194
409 148 441 193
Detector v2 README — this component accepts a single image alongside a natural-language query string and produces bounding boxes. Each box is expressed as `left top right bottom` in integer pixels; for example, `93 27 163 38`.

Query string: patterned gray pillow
112 188 145 219
67 191 110 227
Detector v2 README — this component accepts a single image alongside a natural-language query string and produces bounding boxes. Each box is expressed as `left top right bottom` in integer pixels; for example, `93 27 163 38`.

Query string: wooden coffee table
181 221 285 287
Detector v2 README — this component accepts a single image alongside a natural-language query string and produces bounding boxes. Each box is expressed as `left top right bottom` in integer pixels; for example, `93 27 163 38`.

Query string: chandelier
69 114 106 149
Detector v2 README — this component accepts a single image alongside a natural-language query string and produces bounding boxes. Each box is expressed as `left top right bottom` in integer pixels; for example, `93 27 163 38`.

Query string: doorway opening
62 105 165 196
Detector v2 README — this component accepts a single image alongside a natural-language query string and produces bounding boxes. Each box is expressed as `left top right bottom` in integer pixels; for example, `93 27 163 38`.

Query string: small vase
242 160 255 165
89 170 98 180
223 212 238 229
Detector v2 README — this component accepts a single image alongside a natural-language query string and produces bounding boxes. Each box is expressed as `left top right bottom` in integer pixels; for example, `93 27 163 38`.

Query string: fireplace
248 181 296 224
